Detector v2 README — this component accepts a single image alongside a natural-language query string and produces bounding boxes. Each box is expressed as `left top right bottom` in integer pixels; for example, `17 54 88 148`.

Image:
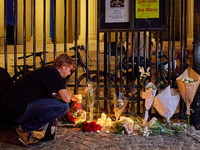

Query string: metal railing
1 0 194 121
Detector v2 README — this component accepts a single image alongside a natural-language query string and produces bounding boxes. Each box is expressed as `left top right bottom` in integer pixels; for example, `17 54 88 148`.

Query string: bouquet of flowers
110 115 192 137
80 121 101 132
176 67 200 116
84 82 95 121
113 92 128 121
153 85 180 122
60 101 86 124
142 82 157 123
139 66 150 86
70 109 86 123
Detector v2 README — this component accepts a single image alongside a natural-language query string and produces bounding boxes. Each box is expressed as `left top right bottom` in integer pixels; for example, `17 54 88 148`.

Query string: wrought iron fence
1 0 193 120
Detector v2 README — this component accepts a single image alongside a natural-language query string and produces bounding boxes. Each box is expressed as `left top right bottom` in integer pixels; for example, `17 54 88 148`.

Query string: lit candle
97 118 102 125
106 117 112 126
101 113 107 125
83 111 86 121
77 94 82 103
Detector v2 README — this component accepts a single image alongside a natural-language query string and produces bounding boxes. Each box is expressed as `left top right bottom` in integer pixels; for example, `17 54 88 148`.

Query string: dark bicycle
66 45 119 99
12 51 53 81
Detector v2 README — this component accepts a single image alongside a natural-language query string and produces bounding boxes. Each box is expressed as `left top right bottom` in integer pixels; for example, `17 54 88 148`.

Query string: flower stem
187 115 190 126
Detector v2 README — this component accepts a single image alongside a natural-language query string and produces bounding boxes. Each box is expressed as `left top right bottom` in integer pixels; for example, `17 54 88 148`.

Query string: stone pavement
1 122 200 150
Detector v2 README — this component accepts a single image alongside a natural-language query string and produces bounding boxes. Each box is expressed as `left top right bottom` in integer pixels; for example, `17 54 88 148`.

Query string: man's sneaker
33 129 46 139
15 127 40 147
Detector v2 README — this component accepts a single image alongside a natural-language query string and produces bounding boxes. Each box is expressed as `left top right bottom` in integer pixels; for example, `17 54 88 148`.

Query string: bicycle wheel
77 70 119 97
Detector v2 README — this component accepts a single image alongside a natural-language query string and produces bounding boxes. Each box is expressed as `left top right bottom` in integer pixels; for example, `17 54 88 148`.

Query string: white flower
134 124 141 130
149 117 157 127
123 120 134 134
139 66 151 85
142 126 150 137
181 77 195 83
139 66 145 74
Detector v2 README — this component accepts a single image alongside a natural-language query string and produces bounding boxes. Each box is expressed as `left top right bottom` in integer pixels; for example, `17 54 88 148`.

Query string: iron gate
1 0 200 125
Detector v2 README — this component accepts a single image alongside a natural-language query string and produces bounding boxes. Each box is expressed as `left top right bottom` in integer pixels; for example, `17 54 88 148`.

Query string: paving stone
77 144 88 150
169 145 181 150
1 126 200 149
109 147 121 150
158 145 169 149
138 144 148 149
148 145 159 149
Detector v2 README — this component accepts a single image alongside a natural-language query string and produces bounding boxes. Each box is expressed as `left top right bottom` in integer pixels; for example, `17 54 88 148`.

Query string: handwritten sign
135 0 159 19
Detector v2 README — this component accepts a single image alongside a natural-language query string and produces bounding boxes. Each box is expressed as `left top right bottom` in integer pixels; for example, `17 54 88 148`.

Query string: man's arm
58 88 71 103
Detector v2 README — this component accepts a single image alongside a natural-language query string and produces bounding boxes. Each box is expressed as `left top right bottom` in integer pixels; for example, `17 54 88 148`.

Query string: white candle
101 113 107 125
97 118 102 125
78 94 82 103
83 111 86 121
106 117 112 126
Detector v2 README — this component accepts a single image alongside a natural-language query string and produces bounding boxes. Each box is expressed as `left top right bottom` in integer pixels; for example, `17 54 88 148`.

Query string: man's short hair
53 53 76 70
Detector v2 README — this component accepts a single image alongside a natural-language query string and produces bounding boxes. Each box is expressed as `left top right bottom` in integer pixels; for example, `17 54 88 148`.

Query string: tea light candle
106 117 112 126
101 113 107 125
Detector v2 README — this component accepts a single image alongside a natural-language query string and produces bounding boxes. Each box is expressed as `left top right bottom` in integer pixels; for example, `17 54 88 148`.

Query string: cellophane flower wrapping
84 83 95 121
176 67 200 115
153 85 180 122
113 92 128 121
142 82 157 123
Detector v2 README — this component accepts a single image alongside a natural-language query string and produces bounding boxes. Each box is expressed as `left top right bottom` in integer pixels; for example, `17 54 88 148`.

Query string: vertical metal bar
184 0 187 70
144 32 147 71
97 31 100 114
115 32 118 91
126 32 129 87
104 32 108 112
160 31 164 83
131 32 135 113
64 0 67 53
4 0 7 71
23 0 27 71
168 0 171 84
137 32 140 114
108 32 111 114
149 31 152 81
120 32 123 93
143 31 147 115
33 0 36 70
43 0 46 66
53 0 56 58
172 0 175 87
180 0 184 73
86 0 89 82
74 0 78 94
14 0 17 74
108 32 111 94
155 32 159 85
180 0 184 121
149 31 152 115
137 32 140 69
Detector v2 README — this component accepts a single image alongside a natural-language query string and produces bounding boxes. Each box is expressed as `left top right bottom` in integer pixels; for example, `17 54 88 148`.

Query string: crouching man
0 53 75 147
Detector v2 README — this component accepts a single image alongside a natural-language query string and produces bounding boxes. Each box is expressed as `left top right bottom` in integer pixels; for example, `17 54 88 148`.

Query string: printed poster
105 0 129 23
135 0 159 19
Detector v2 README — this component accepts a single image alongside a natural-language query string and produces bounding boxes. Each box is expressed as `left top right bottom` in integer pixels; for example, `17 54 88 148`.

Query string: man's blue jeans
16 98 69 132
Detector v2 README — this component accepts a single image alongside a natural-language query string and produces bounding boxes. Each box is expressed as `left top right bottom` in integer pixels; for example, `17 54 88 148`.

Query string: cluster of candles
97 113 112 126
